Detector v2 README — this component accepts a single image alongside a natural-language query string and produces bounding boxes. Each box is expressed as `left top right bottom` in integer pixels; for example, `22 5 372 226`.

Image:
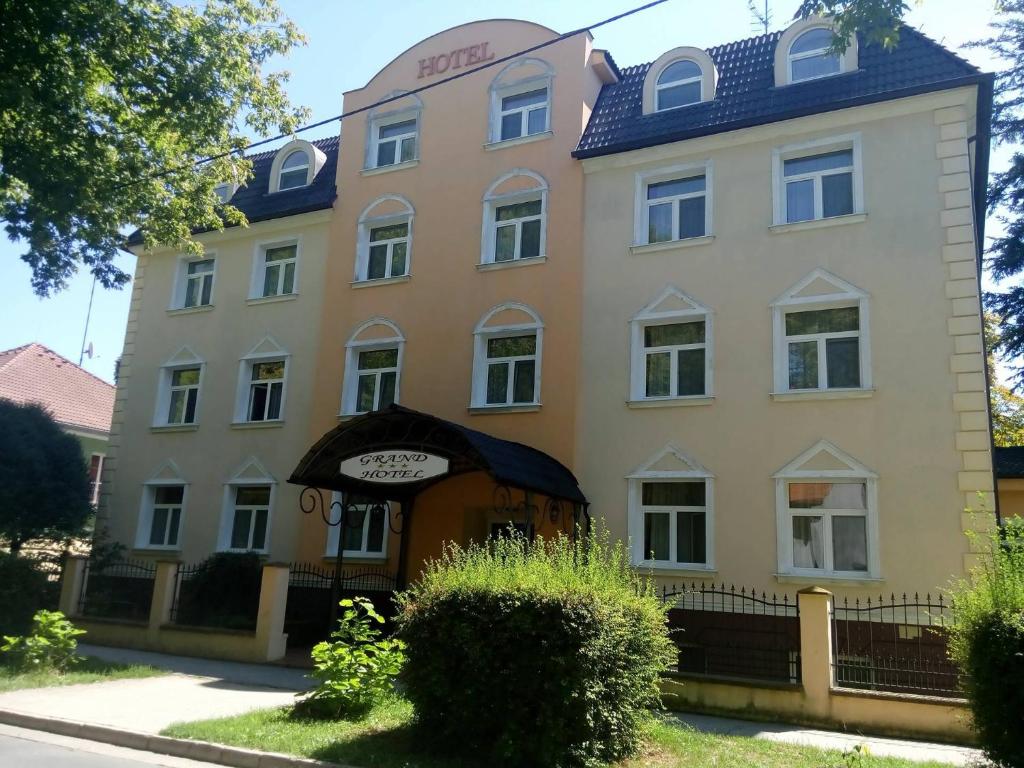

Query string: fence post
254 563 290 662
797 586 833 720
58 555 88 617
148 561 179 635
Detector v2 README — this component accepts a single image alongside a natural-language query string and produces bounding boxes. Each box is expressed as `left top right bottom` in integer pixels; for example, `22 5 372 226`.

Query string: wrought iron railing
831 593 961 697
661 582 801 684
169 556 262 631
285 562 398 647
78 558 156 622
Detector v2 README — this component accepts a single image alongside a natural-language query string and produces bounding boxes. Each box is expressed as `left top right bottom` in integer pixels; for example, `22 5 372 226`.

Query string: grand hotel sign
340 452 450 484
418 42 495 78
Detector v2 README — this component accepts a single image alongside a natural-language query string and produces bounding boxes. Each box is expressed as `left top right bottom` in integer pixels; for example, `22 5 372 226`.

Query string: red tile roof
0 343 115 435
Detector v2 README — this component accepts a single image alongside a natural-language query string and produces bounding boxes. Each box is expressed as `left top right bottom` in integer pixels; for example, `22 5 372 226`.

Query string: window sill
351 275 411 289
230 420 285 430
360 159 419 177
483 131 553 151
167 305 214 316
634 564 717 576
775 572 883 587
131 546 181 554
468 404 541 415
626 396 714 409
150 424 200 433
629 236 715 256
477 256 547 272
770 388 874 402
323 554 388 563
769 213 867 234
246 293 298 306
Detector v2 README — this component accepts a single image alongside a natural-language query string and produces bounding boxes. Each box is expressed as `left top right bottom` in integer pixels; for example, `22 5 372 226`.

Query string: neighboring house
102 17 994 614
994 446 1024 518
0 343 115 505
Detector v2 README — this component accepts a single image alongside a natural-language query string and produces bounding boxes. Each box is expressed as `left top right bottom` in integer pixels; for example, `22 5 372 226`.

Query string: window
166 367 201 424
472 303 543 409
247 360 285 422
374 119 417 168
147 486 184 548
88 454 104 506
481 171 548 265
213 183 235 203
325 493 388 558
367 223 409 280
499 88 549 141
342 320 404 416
644 173 707 243
259 243 297 297
627 444 714 570
775 441 879 578
228 485 271 551
183 259 215 308
788 28 840 83
772 269 870 395
656 60 702 110
630 287 713 402
355 195 414 283
278 150 309 190
783 149 854 223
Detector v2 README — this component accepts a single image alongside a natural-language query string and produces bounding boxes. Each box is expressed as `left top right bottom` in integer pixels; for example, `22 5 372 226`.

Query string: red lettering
465 44 481 65
479 42 495 62
450 47 465 69
435 52 450 74
418 57 435 79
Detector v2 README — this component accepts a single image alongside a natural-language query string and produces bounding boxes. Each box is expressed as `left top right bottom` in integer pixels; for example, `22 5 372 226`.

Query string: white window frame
471 303 543 409
771 269 871 394
170 253 216 310
153 347 205 427
634 162 713 245
277 150 309 191
217 458 275 553
655 59 703 111
487 59 554 145
367 110 420 170
355 196 415 283
772 134 863 226
250 237 301 299
325 492 389 559
221 485 274 553
626 444 715 571
774 19 857 87
481 170 548 265
267 139 325 193
135 470 187 552
341 319 405 416
630 288 713 402
788 28 842 84
774 441 880 579
492 81 551 143
234 339 290 424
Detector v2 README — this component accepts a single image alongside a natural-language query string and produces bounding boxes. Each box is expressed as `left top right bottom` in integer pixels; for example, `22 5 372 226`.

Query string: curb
0 708 361 768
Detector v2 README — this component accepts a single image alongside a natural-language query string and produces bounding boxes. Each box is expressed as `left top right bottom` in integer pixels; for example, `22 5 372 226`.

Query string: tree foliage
0 401 92 554
796 0 909 51
987 314 1024 445
0 0 308 295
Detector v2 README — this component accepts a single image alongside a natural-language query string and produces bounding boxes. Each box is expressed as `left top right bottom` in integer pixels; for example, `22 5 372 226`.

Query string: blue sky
0 0 1008 383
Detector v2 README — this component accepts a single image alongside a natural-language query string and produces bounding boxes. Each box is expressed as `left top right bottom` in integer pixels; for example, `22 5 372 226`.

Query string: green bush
948 523 1024 767
295 596 406 719
0 554 53 636
2 609 85 672
396 527 674 768
174 553 262 630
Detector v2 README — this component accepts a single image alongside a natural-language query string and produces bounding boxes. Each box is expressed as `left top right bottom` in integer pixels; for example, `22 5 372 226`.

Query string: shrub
947 523 1024 767
295 596 406 719
2 609 85 672
396 527 674 768
174 553 262 630
0 553 53 636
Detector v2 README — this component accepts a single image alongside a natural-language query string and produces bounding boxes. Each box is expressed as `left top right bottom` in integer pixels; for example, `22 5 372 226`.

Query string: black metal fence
169 555 263 631
831 593 962 697
661 582 801 684
285 562 398 647
78 558 155 622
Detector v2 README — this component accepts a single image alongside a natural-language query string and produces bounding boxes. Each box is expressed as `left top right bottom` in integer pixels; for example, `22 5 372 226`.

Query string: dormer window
213 183 235 203
656 60 702 110
789 28 840 82
278 150 309 191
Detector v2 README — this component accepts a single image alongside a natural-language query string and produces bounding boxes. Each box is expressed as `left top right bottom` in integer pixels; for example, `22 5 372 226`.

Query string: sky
0 0 1010 384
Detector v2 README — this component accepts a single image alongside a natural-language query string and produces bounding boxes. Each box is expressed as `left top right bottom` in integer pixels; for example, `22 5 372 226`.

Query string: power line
118 0 670 189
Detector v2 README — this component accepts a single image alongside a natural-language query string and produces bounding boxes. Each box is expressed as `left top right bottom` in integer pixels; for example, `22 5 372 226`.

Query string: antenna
749 0 772 34
79 275 97 366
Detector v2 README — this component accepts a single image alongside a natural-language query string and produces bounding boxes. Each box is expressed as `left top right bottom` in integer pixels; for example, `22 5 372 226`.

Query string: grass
162 698 954 768
0 656 163 693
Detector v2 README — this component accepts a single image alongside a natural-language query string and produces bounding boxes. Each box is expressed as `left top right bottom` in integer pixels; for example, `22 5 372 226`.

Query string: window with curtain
641 480 708 566
787 481 868 573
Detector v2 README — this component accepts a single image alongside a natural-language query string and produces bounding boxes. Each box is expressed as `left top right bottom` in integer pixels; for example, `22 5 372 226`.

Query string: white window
325 493 388 558
227 485 271 552
278 150 309 190
136 480 186 551
488 59 554 144
257 243 297 297
773 135 862 225
213 183 236 203
481 171 548 265
772 269 870 394
788 28 840 83
471 303 543 409
656 60 702 110
630 287 713 403
627 445 714 570
373 118 417 168
165 367 202 424
366 223 409 280
183 259 215 308
342 320 404 416
641 170 709 244
775 441 879 579
498 87 549 141
246 360 285 422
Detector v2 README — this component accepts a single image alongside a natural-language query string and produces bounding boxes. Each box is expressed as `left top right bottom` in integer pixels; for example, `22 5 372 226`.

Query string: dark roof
995 447 1024 479
289 404 586 504
127 135 338 246
575 27 985 158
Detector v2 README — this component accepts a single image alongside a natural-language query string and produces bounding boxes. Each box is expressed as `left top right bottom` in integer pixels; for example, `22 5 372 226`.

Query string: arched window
788 28 841 83
656 60 702 110
488 58 554 145
278 150 309 190
341 319 404 416
481 170 548 266
471 303 543 409
355 195 414 283
365 92 422 171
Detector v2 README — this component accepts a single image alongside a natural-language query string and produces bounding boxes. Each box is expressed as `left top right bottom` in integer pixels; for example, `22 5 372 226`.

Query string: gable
774 440 877 479
628 443 712 478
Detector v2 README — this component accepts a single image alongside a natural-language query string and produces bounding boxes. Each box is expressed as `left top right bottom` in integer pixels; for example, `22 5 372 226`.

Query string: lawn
163 698 953 768
0 656 163 693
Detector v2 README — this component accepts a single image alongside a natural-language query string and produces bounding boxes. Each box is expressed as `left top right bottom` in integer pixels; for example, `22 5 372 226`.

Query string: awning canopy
288 405 586 504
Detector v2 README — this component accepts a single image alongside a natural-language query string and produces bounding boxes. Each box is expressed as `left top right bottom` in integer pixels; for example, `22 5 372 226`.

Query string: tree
0 401 93 554
0 0 308 296
987 314 1024 446
796 1 910 50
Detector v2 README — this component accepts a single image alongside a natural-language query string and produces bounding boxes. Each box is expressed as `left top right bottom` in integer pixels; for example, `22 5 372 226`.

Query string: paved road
0 724 216 767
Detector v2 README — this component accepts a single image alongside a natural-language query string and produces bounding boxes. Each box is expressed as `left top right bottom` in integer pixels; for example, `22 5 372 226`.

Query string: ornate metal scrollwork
299 486 399 536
